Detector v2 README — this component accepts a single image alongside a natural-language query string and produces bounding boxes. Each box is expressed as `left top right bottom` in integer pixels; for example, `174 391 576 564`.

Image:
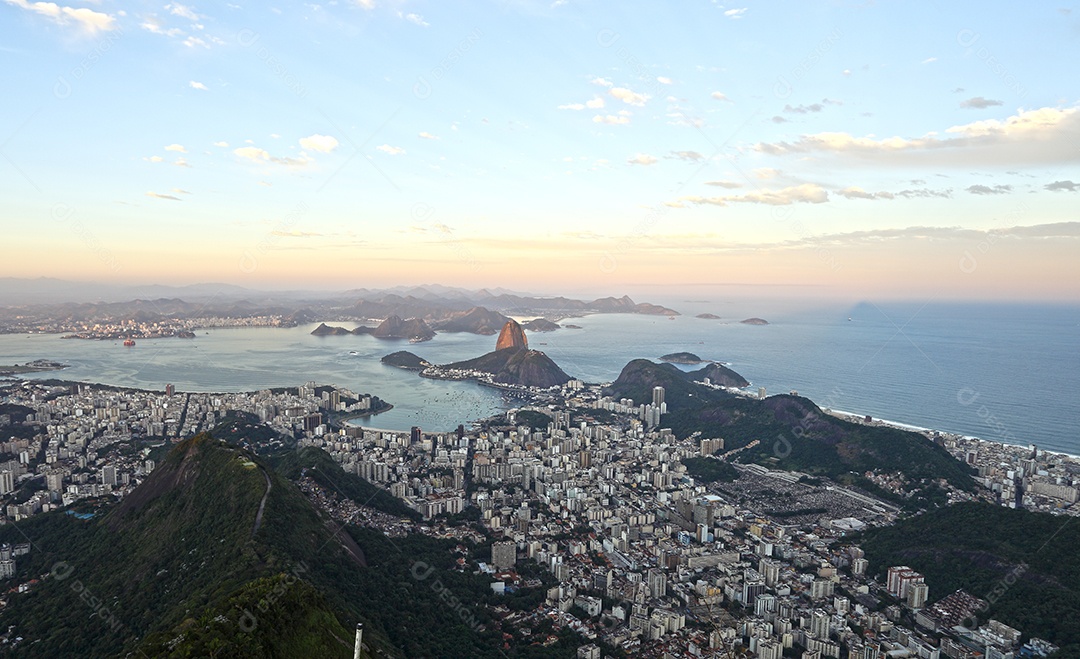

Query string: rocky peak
495 319 528 351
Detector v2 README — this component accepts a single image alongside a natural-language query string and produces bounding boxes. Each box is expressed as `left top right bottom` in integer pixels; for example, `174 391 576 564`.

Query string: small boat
349 351 359 355
123 339 135 347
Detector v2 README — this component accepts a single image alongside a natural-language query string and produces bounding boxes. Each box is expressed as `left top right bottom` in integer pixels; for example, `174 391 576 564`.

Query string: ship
123 339 136 347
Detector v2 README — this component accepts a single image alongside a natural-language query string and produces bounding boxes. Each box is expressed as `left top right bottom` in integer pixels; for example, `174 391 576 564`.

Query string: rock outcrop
495 319 529 351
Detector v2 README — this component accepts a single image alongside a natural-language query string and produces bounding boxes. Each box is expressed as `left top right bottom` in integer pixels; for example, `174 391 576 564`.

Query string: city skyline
2 1 1078 300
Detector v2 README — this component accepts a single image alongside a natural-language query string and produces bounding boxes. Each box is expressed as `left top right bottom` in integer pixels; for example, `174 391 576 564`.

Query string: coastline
826 408 1080 462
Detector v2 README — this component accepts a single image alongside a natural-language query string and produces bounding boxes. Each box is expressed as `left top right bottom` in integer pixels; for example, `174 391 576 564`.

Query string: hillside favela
1 2 1079 659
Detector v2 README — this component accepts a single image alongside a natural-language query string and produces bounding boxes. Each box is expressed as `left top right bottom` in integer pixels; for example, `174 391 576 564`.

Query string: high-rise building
492 541 517 570
810 609 831 639
907 582 929 609
648 568 667 598
46 472 64 492
101 465 117 487
165 383 174 397
410 426 422 444
652 386 665 408
0 471 13 495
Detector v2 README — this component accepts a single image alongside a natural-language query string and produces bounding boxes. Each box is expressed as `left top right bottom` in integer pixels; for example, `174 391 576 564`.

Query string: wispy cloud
755 106 1080 166
376 144 406 155
960 96 1003 109
146 191 183 201
4 0 117 34
628 153 658 166
678 184 829 207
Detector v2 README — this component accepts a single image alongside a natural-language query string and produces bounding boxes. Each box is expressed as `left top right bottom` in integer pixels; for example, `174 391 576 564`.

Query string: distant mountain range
0 279 681 333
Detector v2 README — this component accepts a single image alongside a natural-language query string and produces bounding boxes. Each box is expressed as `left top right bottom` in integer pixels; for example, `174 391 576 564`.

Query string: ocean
1 301 1077 455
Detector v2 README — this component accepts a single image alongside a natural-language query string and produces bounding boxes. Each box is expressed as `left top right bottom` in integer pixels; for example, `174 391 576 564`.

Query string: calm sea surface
1 301 1077 454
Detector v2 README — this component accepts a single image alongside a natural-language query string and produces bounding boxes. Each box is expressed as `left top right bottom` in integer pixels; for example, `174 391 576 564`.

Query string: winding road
252 468 272 537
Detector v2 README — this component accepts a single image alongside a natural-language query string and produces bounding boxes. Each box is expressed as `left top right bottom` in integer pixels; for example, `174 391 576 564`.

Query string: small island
380 351 432 371
740 317 769 325
521 318 561 332
310 322 352 336
562 324 582 329
0 359 68 376
659 352 705 364
696 313 721 319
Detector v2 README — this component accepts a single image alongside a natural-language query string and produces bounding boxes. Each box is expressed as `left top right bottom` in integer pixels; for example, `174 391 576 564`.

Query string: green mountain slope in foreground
857 502 1080 655
0 434 559 658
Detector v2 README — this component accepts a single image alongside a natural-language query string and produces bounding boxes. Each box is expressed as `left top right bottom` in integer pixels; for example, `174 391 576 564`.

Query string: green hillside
857 502 1080 654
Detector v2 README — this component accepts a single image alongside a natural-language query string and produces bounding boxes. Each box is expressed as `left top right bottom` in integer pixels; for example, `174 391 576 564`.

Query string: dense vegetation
681 457 739 483
0 432 608 657
514 409 553 431
857 502 1080 655
609 360 973 508
272 446 420 520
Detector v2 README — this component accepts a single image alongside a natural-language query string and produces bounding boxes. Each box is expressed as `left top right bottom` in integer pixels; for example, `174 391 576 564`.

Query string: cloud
710 91 729 101
165 144 187 153
835 186 895 200
590 76 613 88
669 150 704 161
754 106 1080 167
593 114 630 125
144 156 164 163
895 187 951 199
657 76 673 85
610 87 649 106
1045 180 1078 192
171 188 191 195
784 103 823 114
270 230 323 238
4 0 117 34
771 116 789 124
921 57 937 64
376 144 406 155
166 3 200 20
233 146 311 167
418 131 439 140
355 0 375 8
960 96 1003 109
628 153 658 166
705 180 742 189
146 191 182 201
298 134 339 153
679 184 829 207
213 141 229 147
235 147 269 161
724 7 747 18
404 12 428 26
967 184 1012 195
140 17 183 37
558 102 585 110
586 97 604 109
189 80 208 91
173 157 191 168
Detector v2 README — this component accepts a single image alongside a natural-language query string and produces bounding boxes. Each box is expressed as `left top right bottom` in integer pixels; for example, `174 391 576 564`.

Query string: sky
1 0 1078 301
